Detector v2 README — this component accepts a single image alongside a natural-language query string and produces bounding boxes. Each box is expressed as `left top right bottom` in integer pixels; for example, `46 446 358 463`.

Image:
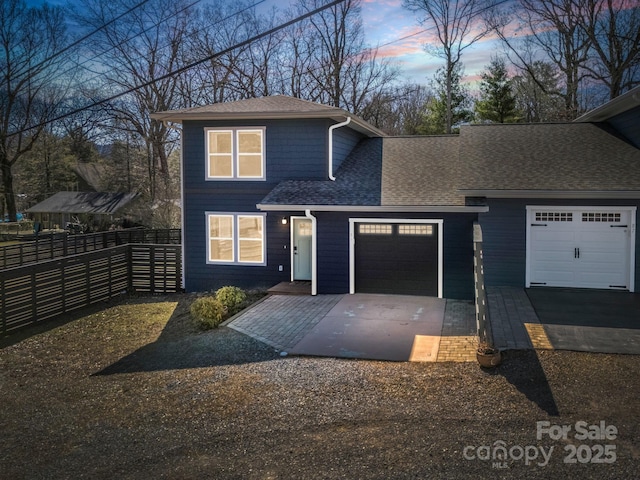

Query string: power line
11 0 346 137
9 0 151 86
67 0 267 89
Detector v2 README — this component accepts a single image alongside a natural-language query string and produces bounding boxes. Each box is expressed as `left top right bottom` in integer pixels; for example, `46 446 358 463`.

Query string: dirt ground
1 294 638 479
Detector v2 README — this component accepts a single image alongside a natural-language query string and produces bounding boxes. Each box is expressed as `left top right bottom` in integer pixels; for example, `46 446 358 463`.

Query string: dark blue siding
182 117 341 292
315 212 477 299
607 105 640 148
480 198 640 292
332 128 365 172
183 119 332 186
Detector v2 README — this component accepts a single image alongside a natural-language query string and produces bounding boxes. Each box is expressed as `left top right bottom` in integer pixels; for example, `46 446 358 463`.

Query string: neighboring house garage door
352 220 441 297
526 206 636 290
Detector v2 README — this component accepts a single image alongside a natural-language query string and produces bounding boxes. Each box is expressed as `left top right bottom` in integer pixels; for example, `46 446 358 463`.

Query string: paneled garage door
526 207 636 290
353 221 440 296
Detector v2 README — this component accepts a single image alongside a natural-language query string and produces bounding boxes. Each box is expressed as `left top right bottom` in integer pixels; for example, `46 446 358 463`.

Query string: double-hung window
207 213 266 265
206 127 265 180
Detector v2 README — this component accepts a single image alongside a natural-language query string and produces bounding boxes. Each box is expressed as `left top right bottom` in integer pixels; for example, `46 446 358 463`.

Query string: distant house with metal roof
151 90 640 297
26 191 139 231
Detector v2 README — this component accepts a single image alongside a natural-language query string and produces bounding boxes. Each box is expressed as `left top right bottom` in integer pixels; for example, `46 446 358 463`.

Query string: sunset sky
28 0 510 88
359 0 505 86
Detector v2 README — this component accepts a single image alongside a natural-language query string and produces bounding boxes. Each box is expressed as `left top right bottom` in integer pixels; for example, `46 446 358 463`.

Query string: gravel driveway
1 295 638 479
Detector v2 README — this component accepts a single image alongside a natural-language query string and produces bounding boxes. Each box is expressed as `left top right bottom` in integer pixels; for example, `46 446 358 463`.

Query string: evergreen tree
475 56 517 123
418 64 473 134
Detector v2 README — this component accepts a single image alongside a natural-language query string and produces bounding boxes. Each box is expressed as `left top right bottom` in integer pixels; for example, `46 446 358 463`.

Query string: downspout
328 117 351 181
163 120 185 290
305 209 317 296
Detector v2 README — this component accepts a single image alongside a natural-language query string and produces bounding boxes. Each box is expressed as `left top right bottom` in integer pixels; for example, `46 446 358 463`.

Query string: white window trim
348 218 444 298
205 127 266 181
206 212 267 266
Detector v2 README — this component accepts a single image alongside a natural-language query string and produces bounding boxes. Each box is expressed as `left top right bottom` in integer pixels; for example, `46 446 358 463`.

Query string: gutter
458 190 640 199
328 117 351 181
257 204 489 213
304 209 318 296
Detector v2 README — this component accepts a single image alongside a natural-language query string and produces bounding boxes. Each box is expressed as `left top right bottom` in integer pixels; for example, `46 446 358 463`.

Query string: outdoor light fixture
281 217 288 225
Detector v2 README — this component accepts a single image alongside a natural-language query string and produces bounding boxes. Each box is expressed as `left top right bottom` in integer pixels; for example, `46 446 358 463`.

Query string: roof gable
151 95 385 137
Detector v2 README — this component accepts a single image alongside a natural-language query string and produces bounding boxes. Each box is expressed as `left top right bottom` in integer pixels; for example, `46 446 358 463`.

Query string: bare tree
0 0 69 221
76 0 193 201
579 0 640 99
403 0 495 133
291 0 398 113
511 60 566 121
359 83 434 135
186 1 259 105
489 0 592 118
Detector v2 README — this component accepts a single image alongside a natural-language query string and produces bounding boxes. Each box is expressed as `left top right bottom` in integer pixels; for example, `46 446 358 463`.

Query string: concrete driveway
227 293 477 362
228 288 640 362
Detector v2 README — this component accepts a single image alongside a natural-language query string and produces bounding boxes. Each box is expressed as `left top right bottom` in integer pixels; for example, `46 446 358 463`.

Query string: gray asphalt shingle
459 122 640 192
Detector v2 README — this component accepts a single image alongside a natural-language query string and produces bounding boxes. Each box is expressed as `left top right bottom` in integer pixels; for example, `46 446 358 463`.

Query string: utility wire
65 0 264 88
10 0 151 85
11 0 345 137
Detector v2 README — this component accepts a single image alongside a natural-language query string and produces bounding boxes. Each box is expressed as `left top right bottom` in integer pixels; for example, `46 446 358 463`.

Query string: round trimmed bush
215 286 247 316
190 296 227 330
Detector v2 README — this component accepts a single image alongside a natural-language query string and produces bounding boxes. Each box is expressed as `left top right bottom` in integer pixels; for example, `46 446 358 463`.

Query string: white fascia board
256 204 489 213
150 111 386 137
459 190 640 199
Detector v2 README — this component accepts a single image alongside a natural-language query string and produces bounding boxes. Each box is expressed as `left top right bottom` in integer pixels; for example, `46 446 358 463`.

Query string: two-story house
151 88 640 299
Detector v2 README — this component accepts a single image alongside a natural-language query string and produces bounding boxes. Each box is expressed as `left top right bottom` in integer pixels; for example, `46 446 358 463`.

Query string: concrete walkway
488 286 640 354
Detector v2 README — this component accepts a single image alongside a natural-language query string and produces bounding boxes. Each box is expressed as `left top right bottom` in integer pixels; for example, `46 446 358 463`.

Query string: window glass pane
209 215 233 262
359 224 392 234
238 154 262 177
239 216 263 239
238 215 263 263
209 155 232 177
209 131 232 153
239 240 263 263
210 239 233 261
398 224 433 235
238 131 262 154
209 215 233 237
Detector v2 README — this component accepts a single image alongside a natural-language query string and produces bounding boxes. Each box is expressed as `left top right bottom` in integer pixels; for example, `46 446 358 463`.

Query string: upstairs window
206 127 265 180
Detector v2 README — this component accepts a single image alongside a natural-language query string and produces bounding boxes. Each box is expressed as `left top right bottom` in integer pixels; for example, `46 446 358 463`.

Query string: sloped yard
1 294 639 479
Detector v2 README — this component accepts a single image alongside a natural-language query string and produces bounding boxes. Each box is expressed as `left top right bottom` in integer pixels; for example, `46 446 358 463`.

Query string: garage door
527 207 635 290
354 221 440 296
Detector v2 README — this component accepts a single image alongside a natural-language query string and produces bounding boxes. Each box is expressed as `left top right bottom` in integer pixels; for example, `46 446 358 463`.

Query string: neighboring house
151 90 640 299
26 191 140 231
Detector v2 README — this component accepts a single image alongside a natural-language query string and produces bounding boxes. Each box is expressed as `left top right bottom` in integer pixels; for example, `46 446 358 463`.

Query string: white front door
526 206 636 290
292 218 312 280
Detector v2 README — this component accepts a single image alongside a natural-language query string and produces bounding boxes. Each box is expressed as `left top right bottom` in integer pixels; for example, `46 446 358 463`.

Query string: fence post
126 245 133 293
474 222 494 348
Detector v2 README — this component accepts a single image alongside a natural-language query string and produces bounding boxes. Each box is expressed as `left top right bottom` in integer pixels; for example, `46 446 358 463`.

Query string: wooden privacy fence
0 228 181 269
1 244 182 334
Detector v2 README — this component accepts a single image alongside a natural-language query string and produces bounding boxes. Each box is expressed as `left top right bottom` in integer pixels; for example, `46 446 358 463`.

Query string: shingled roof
150 95 385 137
27 192 139 215
259 138 383 207
458 122 640 194
382 136 464 206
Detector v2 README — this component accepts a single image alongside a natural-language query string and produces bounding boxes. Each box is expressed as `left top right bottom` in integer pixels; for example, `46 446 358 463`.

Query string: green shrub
215 286 247 316
190 296 227 330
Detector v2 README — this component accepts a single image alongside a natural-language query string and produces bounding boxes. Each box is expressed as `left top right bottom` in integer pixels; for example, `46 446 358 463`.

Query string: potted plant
476 341 501 368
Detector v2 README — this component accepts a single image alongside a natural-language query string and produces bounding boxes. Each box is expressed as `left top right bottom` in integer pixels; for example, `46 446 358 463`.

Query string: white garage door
526 206 636 290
